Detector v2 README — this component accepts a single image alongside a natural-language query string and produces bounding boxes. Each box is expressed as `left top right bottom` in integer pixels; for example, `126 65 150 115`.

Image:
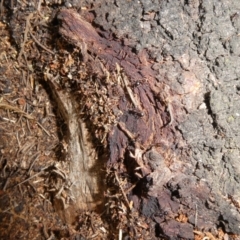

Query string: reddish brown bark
57 9 180 168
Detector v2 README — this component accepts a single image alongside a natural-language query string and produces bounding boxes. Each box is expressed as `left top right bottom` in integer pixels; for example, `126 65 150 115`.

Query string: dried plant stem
114 171 131 210
29 31 55 55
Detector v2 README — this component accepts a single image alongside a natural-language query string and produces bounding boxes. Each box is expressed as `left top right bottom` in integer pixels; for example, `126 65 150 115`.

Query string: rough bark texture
56 1 240 237
1 0 240 239
56 8 190 227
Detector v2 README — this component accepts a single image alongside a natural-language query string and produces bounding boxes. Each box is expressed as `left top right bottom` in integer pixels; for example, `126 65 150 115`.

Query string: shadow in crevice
203 91 218 130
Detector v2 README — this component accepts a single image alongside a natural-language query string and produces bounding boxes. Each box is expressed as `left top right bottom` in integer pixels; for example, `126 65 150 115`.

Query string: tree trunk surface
1 0 240 239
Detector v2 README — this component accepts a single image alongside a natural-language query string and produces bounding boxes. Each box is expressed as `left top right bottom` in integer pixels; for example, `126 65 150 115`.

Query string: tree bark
2 0 240 239
55 2 240 237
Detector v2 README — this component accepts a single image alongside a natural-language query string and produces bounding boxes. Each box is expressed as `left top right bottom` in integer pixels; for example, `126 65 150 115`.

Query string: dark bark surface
1 0 240 239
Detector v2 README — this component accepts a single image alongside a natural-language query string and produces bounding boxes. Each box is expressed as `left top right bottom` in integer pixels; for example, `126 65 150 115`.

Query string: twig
122 75 141 110
18 141 35 155
117 122 136 144
26 118 32 133
27 152 40 175
29 31 55 55
16 131 21 147
37 0 42 12
13 166 48 188
117 122 144 150
18 13 34 63
3 176 10 191
43 222 50 239
114 171 131 210
2 117 16 123
18 10 54 64
37 121 51 136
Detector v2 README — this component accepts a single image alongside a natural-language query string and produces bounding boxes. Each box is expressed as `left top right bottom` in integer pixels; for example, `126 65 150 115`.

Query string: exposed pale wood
48 80 104 223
